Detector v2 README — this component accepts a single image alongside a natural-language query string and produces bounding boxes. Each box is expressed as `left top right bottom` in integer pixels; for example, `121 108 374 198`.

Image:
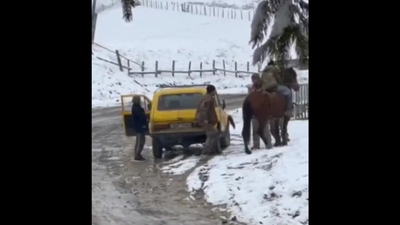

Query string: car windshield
157 93 203 111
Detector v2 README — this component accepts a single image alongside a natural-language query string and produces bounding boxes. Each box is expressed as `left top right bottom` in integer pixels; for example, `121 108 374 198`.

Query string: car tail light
153 124 169 132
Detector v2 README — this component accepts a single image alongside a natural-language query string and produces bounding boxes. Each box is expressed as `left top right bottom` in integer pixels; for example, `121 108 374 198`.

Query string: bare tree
250 0 308 66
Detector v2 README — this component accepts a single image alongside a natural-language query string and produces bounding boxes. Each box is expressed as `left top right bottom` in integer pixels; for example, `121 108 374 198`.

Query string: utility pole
92 0 98 42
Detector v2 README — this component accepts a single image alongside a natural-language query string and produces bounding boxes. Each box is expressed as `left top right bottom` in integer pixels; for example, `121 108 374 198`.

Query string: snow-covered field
163 108 308 225
92 4 308 107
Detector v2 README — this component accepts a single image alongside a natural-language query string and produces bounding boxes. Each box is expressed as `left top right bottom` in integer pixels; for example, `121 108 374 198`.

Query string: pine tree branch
249 0 283 49
122 0 136 22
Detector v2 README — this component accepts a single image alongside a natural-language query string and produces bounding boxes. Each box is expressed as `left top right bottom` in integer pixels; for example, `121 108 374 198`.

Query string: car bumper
150 130 206 146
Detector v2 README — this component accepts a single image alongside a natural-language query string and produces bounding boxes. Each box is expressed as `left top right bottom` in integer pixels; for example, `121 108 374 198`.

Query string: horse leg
241 98 253 154
271 118 282 147
278 117 288 146
256 118 273 149
282 116 290 144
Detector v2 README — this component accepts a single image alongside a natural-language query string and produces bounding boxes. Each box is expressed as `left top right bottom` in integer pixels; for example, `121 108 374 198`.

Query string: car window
157 93 203 111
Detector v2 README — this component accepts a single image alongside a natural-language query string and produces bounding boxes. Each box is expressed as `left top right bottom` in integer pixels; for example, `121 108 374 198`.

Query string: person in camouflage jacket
256 59 293 117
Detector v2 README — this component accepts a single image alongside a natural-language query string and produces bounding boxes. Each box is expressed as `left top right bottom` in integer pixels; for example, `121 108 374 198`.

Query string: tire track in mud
92 94 247 225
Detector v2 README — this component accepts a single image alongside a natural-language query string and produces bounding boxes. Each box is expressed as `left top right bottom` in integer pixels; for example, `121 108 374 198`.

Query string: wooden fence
128 60 257 77
92 42 307 79
293 84 308 120
140 0 254 21
92 42 144 70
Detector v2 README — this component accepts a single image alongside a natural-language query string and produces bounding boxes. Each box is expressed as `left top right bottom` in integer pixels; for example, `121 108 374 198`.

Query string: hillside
92 3 308 107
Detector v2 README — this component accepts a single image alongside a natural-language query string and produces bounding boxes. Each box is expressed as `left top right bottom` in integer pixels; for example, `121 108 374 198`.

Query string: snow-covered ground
182 108 309 225
92 5 308 107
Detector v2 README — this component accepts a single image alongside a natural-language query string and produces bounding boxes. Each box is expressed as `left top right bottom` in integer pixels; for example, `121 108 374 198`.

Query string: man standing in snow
195 85 221 155
131 96 148 161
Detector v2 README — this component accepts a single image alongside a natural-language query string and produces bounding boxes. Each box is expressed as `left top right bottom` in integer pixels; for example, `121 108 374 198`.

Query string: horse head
283 67 299 92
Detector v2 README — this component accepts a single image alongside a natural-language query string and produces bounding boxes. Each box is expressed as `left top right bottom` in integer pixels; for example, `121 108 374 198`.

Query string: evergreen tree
250 0 308 66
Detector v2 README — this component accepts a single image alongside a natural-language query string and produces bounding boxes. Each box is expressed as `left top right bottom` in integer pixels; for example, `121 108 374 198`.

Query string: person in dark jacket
131 96 148 161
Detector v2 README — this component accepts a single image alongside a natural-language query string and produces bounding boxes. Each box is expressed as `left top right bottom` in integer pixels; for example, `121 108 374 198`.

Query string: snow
187 108 309 225
160 156 201 175
92 5 308 107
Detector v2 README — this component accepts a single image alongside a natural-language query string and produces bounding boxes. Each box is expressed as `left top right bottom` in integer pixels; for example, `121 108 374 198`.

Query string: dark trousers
134 132 146 156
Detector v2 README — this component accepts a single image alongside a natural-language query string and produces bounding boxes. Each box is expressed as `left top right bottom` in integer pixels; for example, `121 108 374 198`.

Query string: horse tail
241 96 253 145
228 115 236 129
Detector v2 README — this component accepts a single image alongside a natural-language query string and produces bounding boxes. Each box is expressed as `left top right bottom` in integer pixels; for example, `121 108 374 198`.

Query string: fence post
195 5 198 14
161 2 163 9
172 60 175 77
150 0 153 7
115 50 123 72
190 4 193 13
248 11 251 21
203 6 206 15
213 7 215 17
247 61 250 71
141 61 145 77
188 61 191 77
212 60 216 75
155 61 158 77
234 61 238 77
127 59 130 69
166 2 168 10
222 9 224 18
222 60 226 76
200 62 203 77
241 10 243 20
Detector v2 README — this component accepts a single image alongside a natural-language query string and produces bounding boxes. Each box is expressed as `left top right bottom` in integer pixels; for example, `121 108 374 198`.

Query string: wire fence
140 0 254 21
93 0 255 21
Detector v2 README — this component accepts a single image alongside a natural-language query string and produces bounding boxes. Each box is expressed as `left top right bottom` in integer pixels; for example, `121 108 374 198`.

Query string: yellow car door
120 94 152 136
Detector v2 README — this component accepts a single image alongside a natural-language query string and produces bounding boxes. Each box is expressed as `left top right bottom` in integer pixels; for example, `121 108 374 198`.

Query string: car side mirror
222 100 226 109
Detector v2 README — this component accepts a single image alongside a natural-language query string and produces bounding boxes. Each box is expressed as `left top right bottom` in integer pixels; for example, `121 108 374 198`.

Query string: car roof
154 85 208 96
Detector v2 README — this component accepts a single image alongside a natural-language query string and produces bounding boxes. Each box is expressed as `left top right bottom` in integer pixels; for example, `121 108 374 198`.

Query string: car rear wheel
152 138 163 159
220 125 230 149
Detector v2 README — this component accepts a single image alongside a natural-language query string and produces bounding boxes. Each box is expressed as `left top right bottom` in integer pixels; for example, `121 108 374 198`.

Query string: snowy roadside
187 108 309 225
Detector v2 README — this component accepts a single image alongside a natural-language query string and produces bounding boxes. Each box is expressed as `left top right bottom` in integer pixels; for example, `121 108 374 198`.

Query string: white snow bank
187 108 309 225
95 6 258 71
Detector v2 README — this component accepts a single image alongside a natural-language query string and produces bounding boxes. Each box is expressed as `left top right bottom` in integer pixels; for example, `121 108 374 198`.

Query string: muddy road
92 94 247 225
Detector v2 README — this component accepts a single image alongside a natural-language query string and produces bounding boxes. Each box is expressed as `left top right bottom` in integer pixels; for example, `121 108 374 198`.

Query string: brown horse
241 67 299 154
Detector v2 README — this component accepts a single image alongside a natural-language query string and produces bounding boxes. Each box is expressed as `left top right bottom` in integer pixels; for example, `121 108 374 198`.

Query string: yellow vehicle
120 85 233 158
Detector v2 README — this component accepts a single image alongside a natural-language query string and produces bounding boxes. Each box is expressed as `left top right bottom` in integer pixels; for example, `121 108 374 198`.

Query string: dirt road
92 94 247 225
